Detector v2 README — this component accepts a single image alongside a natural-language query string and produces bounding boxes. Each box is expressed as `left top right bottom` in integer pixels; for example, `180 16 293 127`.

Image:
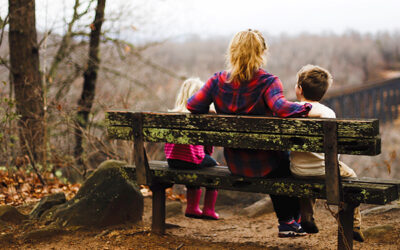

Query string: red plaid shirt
187 69 311 177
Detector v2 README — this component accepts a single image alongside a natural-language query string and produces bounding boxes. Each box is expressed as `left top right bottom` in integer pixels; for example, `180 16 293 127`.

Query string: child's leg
299 197 316 222
268 157 306 237
291 173 321 233
291 173 317 222
199 154 218 168
354 207 361 228
202 188 219 220
299 197 319 233
185 186 203 218
339 161 362 227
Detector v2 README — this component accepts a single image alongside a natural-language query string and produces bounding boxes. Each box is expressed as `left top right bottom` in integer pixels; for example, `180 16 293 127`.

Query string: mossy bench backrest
106 111 380 155
106 111 380 200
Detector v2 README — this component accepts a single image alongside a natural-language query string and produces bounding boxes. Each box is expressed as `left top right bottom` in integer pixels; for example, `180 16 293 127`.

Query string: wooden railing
323 77 400 123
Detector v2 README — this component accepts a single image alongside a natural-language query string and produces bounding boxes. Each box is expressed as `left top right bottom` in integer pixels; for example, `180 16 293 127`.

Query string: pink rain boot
185 187 203 218
202 189 219 220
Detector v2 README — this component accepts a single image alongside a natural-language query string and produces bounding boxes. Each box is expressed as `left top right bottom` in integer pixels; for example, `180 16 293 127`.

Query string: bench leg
151 184 166 234
338 203 355 250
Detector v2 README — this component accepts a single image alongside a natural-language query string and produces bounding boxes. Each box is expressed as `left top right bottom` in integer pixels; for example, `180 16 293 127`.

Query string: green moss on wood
105 111 381 155
105 111 379 138
177 173 198 183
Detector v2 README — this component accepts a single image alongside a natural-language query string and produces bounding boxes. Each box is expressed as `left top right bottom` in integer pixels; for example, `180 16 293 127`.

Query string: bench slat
121 162 398 205
354 177 400 198
106 111 379 138
107 127 381 155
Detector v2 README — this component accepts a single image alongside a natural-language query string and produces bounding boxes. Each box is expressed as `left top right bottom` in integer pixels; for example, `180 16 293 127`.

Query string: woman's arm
264 77 311 118
187 74 217 114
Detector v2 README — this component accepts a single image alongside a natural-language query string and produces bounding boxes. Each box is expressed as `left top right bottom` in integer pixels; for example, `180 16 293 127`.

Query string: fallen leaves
166 187 186 202
0 169 80 206
1 170 183 206
140 186 186 202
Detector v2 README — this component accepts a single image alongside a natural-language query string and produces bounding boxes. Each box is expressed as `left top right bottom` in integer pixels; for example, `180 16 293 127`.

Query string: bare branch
38 30 52 48
0 13 9 46
102 36 187 80
0 57 10 70
20 131 46 186
0 13 9 70
100 65 158 93
133 51 187 80
48 0 95 79
54 58 84 100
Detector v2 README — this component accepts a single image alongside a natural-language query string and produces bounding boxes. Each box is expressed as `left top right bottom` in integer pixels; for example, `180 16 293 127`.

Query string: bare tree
74 0 106 171
8 0 45 172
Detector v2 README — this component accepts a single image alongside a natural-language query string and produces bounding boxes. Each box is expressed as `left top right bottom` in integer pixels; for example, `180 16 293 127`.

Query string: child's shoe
278 220 307 237
202 189 219 220
353 227 365 242
185 188 203 218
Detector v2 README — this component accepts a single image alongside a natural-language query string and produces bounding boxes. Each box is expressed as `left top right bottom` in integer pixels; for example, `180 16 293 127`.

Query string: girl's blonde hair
226 29 268 83
169 78 204 112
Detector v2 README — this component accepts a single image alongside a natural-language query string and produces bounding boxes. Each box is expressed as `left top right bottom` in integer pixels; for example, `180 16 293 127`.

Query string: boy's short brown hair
297 64 333 101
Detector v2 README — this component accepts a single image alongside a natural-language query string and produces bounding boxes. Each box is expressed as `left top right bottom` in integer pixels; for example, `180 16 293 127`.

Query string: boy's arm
304 103 336 118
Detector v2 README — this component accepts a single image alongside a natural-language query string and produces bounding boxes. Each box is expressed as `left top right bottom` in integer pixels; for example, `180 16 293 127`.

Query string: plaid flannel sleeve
264 77 311 117
187 74 216 114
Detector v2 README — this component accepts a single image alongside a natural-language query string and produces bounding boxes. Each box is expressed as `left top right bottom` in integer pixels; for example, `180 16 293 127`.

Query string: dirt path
2 199 400 249
166 200 400 250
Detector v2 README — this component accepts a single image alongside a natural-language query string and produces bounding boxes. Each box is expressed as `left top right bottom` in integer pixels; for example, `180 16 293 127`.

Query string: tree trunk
74 0 106 170
8 0 44 164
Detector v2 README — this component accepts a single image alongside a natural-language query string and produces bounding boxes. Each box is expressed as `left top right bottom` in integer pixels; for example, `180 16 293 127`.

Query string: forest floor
1 198 400 250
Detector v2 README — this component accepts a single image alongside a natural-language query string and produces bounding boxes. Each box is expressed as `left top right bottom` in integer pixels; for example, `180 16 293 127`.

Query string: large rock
30 193 66 219
41 160 143 228
363 224 395 241
0 205 28 224
361 203 400 216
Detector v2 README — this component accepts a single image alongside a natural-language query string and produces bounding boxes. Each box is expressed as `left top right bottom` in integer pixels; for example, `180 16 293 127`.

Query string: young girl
164 77 219 220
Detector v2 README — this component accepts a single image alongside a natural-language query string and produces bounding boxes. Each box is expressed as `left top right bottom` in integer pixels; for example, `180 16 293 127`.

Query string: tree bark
8 0 44 164
74 0 106 169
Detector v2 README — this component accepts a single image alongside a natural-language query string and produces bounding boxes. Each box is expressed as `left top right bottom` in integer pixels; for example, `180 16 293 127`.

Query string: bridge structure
323 77 400 123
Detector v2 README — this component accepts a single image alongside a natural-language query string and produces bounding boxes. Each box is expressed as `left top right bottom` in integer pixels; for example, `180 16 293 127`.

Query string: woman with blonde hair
187 29 311 237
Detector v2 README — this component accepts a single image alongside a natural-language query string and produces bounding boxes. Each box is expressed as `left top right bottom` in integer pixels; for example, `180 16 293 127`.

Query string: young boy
290 64 365 242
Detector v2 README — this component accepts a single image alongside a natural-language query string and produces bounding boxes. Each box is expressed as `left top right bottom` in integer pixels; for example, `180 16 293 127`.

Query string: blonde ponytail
226 29 267 83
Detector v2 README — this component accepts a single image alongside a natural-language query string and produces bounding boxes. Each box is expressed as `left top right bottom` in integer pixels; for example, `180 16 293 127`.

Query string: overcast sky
164 0 400 37
1 0 400 41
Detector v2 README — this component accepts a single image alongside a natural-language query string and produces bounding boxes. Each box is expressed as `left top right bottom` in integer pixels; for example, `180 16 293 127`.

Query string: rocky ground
1 195 399 250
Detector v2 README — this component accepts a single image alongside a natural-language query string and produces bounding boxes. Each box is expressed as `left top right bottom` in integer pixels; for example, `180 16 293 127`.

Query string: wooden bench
106 111 400 250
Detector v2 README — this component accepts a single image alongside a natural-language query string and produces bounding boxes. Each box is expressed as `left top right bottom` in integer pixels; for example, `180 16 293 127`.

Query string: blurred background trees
74 0 106 174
